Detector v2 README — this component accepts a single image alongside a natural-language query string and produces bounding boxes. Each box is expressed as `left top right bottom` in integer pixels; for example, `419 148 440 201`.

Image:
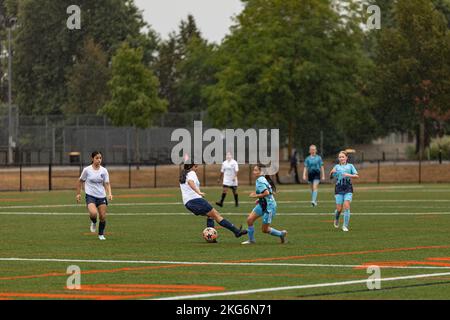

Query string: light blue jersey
253 176 277 224
332 163 358 195
305 155 323 173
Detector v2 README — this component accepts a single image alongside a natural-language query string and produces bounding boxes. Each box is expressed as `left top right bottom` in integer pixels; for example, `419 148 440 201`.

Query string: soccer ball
202 227 218 243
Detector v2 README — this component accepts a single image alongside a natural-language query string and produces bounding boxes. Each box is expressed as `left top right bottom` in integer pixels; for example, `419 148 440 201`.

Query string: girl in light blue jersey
303 145 325 207
330 151 359 232
242 164 287 245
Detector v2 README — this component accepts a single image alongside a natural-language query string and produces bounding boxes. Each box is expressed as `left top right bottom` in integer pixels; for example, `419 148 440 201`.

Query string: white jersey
221 159 239 186
180 171 202 205
80 165 110 198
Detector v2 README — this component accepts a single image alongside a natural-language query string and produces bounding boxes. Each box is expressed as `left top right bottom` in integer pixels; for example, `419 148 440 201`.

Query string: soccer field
1 184 450 300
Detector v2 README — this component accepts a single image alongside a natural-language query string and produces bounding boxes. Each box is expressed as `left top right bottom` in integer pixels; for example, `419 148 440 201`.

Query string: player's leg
216 186 229 207
311 180 320 206
242 211 260 244
261 205 287 243
232 186 239 207
87 202 98 233
97 203 107 240
342 194 353 232
334 195 344 228
207 208 247 238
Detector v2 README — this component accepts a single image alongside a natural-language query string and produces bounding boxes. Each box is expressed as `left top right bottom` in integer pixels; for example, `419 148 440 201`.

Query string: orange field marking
356 256 450 269
77 284 224 293
0 264 190 281
228 245 450 263
0 292 152 300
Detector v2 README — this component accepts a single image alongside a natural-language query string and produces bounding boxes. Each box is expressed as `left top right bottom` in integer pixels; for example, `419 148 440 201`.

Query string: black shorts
308 171 321 183
86 194 108 207
185 198 213 216
223 185 237 191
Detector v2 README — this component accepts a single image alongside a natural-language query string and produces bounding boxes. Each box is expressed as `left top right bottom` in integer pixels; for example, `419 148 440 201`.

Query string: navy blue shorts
308 171 321 183
86 194 108 207
185 198 213 216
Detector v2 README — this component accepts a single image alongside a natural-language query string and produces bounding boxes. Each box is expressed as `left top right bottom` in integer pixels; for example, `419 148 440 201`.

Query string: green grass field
1 184 450 300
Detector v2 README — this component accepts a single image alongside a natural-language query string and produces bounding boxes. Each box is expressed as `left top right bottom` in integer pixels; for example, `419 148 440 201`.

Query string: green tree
13 0 146 115
205 0 374 155
64 38 110 115
371 0 450 157
100 43 167 163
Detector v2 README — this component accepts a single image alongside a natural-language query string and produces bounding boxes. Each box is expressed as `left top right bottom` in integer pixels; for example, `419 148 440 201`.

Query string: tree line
0 0 449 157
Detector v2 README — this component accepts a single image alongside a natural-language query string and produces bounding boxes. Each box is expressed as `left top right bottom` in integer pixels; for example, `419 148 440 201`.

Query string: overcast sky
134 0 245 43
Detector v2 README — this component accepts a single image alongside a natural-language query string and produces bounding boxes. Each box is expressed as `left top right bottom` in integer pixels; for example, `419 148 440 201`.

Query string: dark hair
91 151 102 164
179 164 196 184
91 151 102 159
255 164 277 193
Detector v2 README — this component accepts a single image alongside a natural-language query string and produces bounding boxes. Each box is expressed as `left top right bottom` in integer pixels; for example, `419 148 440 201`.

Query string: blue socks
312 190 318 203
248 226 255 242
344 209 350 228
207 218 215 228
269 227 283 237
334 210 340 221
219 219 240 235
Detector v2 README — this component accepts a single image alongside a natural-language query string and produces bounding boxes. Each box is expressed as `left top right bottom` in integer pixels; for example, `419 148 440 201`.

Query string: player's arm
188 180 205 197
321 165 325 180
250 190 269 198
302 166 308 181
76 179 83 203
329 166 337 180
104 182 113 201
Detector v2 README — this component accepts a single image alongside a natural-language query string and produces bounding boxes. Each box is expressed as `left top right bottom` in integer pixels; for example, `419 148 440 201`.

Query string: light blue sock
269 227 283 237
334 210 340 221
344 209 350 228
312 191 318 203
248 226 255 242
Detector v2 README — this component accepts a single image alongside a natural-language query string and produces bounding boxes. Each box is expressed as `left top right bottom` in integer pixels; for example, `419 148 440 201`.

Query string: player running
216 152 239 207
303 145 325 207
242 164 287 245
330 151 359 232
180 163 247 241
76 151 112 241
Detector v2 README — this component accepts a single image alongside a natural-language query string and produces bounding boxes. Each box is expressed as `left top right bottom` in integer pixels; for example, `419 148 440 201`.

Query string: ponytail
179 164 195 184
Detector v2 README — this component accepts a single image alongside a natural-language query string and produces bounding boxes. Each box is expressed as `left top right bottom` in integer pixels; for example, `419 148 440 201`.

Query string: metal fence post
154 163 157 188
377 160 380 184
48 163 52 191
129 163 132 189
19 163 22 192
419 158 422 184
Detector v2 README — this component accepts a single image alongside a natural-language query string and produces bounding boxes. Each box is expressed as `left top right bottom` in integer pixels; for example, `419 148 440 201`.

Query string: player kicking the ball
180 163 247 241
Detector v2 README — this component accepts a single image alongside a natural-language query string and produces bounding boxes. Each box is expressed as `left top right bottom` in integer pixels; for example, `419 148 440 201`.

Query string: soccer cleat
98 235 106 240
241 240 256 245
235 226 248 238
280 230 288 244
311 201 317 207
215 202 223 208
90 223 96 233
342 226 349 232
334 219 339 228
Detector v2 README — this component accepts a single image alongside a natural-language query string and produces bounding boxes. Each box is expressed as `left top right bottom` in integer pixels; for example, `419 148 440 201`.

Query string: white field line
1 199 450 210
1 257 450 270
153 271 450 300
0 212 450 216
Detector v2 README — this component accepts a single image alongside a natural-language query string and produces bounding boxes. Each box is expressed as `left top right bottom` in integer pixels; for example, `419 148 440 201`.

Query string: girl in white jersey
76 151 113 240
180 163 247 242
216 152 239 207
